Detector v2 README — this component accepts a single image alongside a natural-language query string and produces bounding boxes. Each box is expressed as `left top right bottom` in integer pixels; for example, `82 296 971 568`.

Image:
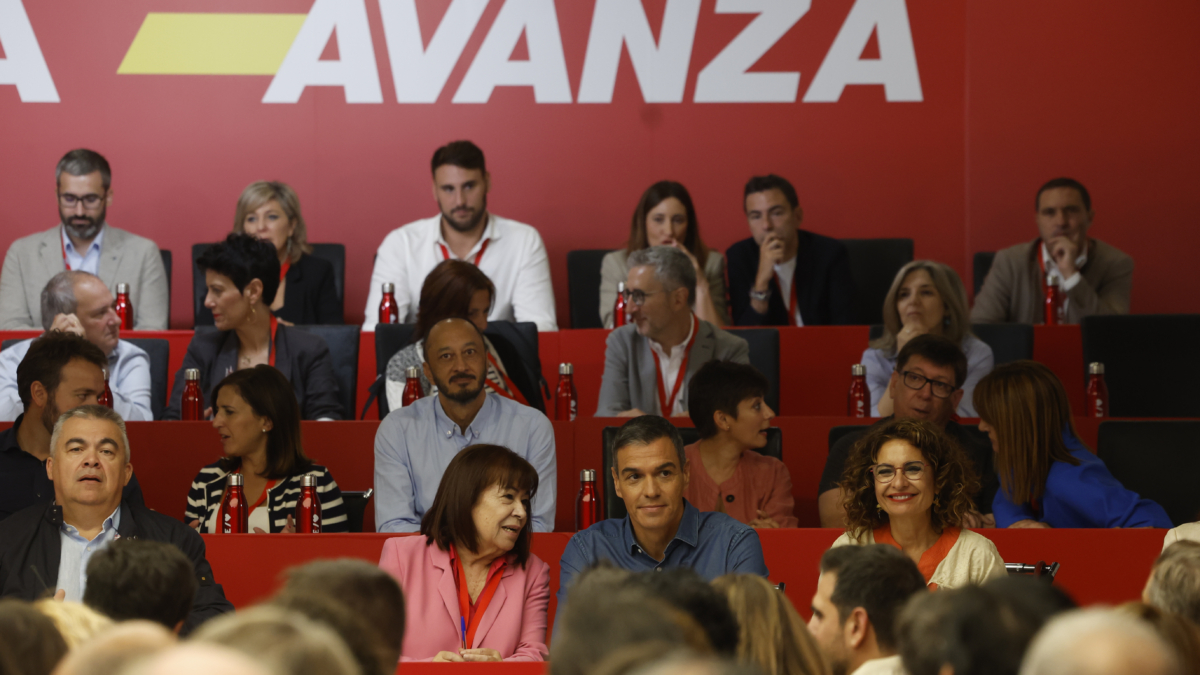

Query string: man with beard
0 332 143 520
373 318 556 532
361 140 557 332
0 149 170 330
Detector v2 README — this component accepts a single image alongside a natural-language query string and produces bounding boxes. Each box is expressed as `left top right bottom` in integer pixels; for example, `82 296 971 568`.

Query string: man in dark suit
726 175 854 326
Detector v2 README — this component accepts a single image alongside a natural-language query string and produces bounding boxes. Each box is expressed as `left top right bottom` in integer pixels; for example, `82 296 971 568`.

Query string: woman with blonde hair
32 599 113 649
712 575 828 675
862 260 993 417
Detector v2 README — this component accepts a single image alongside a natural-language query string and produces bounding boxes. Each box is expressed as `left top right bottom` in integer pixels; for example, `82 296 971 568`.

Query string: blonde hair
232 181 312 264
33 599 113 649
193 605 358 675
871 260 971 355
711 575 829 675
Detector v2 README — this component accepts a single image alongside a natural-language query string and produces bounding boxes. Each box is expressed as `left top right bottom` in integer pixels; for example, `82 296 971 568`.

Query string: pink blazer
378 535 550 662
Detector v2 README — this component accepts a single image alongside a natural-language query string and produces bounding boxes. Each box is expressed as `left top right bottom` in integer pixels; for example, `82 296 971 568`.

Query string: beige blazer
833 528 1008 590
600 249 727 328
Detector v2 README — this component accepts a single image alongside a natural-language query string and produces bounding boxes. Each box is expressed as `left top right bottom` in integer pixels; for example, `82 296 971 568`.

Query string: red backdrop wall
1 0 1197 328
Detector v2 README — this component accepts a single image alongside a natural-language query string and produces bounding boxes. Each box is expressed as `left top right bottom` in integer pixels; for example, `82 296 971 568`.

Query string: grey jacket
0 224 169 330
600 249 729 328
596 321 749 416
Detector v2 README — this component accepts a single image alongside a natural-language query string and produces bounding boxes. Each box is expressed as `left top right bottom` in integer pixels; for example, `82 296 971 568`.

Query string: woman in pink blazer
379 444 550 662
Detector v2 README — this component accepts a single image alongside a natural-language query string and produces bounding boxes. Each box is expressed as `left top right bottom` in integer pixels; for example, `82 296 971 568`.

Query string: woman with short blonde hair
712 575 828 675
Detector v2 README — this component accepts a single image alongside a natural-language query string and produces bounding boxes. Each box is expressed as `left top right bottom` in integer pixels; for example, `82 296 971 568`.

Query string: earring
262 428 267 434
876 503 884 512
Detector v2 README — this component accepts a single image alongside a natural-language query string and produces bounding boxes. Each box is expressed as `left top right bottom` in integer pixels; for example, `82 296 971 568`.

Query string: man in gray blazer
0 149 169 331
597 246 749 417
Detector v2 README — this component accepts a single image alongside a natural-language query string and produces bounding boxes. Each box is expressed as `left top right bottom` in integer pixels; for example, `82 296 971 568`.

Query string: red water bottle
98 368 113 409
379 282 399 325
1044 274 1061 326
295 474 322 533
181 368 203 421
114 283 133 330
613 282 627 328
576 469 599 530
848 364 867 417
556 363 578 421
401 365 423 407
1086 362 1109 418
220 473 248 534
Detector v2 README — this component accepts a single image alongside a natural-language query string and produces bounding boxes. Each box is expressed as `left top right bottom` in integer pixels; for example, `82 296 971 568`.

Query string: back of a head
630 653 766 675
1146 541 1200 625
120 643 273 675
623 568 741 656
32 599 112 650
1116 603 1200 675
197 233 281 307
0 599 68 675
712 574 826 675
820 545 927 653
687 361 769 439
898 584 1037 675
627 246 698 308
17 331 107 408
83 538 197 630
983 576 1077 626
271 591 390 675
55 620 175 675
192 605 359 675
1020 608 1181 675
282 559 405 666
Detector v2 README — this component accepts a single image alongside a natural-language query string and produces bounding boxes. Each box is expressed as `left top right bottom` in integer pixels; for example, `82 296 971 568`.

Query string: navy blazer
276 253 341 325
726 231 855 326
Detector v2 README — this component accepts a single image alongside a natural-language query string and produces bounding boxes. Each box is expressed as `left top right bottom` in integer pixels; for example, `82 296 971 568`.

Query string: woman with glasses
862 261 993 418
832 417 1006 589
975 361 1172 529
599 181 728 328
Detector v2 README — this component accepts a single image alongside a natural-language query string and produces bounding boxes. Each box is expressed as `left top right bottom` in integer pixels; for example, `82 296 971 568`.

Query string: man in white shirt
0 271 152 422
362 141 557 331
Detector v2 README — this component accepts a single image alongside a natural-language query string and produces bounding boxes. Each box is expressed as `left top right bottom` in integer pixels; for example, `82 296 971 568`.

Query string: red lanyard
438 239 490 266
774 272 798 326
268 314 278 367
485 353 528 405
279 258 291 281
450 544 506 648
650 316 699 416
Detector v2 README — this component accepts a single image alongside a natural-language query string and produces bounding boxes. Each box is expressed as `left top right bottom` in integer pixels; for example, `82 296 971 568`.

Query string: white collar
434 213 497 251
61 224 106 254
648 313 697 357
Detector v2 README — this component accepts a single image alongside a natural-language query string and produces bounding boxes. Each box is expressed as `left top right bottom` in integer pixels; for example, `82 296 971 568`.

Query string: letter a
803 0 922 103
0 0 59 102
263 0 383 104
453 0 572 104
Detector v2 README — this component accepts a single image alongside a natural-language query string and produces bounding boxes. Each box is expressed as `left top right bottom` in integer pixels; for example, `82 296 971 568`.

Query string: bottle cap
185 368 200 381
617 282 625 292
382 282 395 293
1088 362 1105 375
580 469 596 482
226 473 244 487
406 365 421 378
116 283 129 293
559 363 574 375
301 474 317 487
851 364 866 376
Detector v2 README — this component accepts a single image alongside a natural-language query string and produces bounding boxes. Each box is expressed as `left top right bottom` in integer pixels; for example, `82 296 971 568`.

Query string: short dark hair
0 598 69 674
270 591 391 675
420 444 539 566
414 260 495 343
17 332 107 408
1035 177 1091 212
819 544 927 652
623 568 741 656
83 539 197 629
688 361 769 439
57 148 112 189
211 366 313 480
431 140 486 175
895 334 969 388
743 174 799 210
197 233 281 306
897 585 1033 675
611 415 686 471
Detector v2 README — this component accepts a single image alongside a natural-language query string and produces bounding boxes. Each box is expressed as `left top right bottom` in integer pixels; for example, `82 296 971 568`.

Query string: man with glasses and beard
0 149 170 330
373 318 557 532
361 140 557 332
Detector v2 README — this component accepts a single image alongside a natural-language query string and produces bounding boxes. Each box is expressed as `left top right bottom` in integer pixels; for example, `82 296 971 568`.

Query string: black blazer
276 253 341 325
164 325 343 420
726 231 855 326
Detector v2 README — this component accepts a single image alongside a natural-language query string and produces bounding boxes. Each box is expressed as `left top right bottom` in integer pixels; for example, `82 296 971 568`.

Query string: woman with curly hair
832 417 1006 589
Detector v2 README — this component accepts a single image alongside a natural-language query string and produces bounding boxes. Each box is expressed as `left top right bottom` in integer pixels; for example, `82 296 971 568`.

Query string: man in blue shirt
555 416 767 634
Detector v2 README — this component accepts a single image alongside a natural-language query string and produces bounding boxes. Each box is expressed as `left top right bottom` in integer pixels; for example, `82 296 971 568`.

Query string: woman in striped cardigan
186 365 348 533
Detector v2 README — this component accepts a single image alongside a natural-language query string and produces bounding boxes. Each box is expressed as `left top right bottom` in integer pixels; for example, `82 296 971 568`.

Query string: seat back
485 321 545 400
192 243 215 326
725 328 780 412
1082 314 1200 417
566 249 612 329
309 243 346 317
970 323 1033 366
373 323 418 417
828 425 868 455
340 489 374 533
839 238 914 325
1097 420 1200 526
973 251 995 297
289 324 359 420
601 426 782 519
160 249 172 313
125 338 170 420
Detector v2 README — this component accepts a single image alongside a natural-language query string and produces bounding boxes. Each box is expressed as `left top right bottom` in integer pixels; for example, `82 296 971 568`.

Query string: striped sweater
185 461 349 533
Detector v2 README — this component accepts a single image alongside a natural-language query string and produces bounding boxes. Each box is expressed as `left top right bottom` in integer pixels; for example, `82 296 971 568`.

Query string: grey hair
50 405 130 463
1145 540 1200 624
627 246 697 308
56 149 112 189
1019 608 1181 675
611 415 686 471
40 271 98 331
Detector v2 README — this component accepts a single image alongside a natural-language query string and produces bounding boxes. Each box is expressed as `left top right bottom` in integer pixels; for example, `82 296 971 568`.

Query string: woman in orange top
832 418 1006 589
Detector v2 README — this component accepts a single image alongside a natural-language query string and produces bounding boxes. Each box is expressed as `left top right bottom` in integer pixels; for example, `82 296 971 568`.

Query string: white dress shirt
647 316 696 417
361 214 558 332
56 504 121 602
0 338 153 421
772 256 804 326
61 226 106 275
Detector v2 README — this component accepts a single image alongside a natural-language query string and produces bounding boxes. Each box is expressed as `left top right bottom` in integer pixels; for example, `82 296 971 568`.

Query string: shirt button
655 567 662 572
725 494 736 503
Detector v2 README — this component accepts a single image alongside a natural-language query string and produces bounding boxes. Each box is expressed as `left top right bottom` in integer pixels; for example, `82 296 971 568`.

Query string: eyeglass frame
899 370 957 399
870 461 929 484
58 190 108 209
620 288 666 306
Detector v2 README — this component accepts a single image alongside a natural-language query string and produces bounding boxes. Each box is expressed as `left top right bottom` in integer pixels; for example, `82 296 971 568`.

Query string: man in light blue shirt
374 318 556 532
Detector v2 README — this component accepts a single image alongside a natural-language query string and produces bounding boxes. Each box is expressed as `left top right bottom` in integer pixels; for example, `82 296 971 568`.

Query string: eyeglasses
620 288 665 306
59 192 105 208
871 461 928 484
900 371 956 399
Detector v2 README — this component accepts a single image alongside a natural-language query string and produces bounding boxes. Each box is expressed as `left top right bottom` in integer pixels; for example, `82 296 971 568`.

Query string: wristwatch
749 287 771 302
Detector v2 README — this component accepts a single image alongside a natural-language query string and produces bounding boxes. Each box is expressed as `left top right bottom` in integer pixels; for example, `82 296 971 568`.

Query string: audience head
211 365 311 480
809 545 926 675
743 174 802 248
271 590 392 675
1034 177 1093 247
623 568 740 656
712 574 827 675
47 405 132 515
839 417 978 538
611 415 689 538
56 149 112 242
430 140 489 233
40 271 122 353
983 575 1077 623
421 443 538 566
0 598 68 675
55 620 175 675
124 643 273 675
625 246 697 338
1020 608 1181 675
423 317 487 405
16 331 107 429
688 361 774 444
876 261 971 355
1116 603 1200 675
414 259 496 342
192 605 359 675
627 181 707 259
233 181 311 265
82 538 197 631
1144 541 1200 626
888 334 967 426
31 598 112 649
974 360 1079 506
198 233 281 331
628 654 764 675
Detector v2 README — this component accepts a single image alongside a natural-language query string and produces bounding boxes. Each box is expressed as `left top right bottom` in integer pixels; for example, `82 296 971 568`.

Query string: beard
61 206 106 241
41 398 61 435
440 197 488 234
435 371 485 404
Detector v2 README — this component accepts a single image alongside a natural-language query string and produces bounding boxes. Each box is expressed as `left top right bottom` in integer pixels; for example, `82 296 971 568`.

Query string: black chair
973 251 995 297
828 425 868 454
193 243 346 326
1097 420 1200 526
601 425 783 519
159 249 172 312
725 328 780 413
125 338 170 420
340 489 373 533
1081 315 1200 417
566 249 612 329
289 324 359 420
839 238 914 325
970 323 1033 366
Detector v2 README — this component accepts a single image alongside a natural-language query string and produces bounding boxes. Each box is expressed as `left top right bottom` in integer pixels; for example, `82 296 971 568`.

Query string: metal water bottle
220 474 248 534
576 469 599 531
1044 274 1061 326
114 283 133 330
98 368 113 409
1086 362 1109 418
556 363 578 421
295 474 322 533
379 282 399 325
181 369 203 421
613 282 627 328
401 365 423 407
848 364 868 418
